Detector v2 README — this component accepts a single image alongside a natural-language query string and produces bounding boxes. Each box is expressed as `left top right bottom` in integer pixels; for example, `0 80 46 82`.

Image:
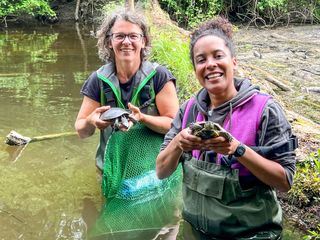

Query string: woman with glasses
75 9 180 239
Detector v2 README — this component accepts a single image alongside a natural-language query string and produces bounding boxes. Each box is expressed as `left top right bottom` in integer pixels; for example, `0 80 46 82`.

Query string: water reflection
0 24 102 239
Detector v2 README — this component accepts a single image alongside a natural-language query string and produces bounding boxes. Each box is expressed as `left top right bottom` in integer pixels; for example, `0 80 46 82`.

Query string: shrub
0 0 55 18
288 149 320 207
158 0 222 29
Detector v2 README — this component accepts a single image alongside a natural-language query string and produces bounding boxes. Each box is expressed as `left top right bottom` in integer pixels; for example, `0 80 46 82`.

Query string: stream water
0 23 102 239
0 23 306 239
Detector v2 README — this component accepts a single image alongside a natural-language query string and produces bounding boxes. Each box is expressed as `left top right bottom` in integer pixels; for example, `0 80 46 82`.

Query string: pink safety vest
182 93 271 176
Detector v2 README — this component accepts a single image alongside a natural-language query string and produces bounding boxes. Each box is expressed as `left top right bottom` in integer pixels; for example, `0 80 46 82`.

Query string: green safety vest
95 61 159 171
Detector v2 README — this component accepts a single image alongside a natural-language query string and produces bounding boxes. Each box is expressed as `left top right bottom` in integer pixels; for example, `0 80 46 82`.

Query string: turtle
100 108 137 131
189 121 233 142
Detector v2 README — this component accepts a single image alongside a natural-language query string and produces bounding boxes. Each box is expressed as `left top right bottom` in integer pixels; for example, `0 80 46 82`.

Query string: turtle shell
100 108 130 121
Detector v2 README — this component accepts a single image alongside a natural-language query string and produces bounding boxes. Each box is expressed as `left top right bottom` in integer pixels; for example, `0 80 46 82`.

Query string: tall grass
149 29 200 102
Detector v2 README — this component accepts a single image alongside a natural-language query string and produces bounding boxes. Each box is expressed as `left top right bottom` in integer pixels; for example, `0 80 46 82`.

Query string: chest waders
89 62 182 238
181 94 283 239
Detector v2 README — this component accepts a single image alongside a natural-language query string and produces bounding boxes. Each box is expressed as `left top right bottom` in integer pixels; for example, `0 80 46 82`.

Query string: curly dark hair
190 16 235 67
96 9 151 62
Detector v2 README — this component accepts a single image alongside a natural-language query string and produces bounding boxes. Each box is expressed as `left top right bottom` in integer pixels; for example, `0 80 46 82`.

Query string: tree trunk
75 0 81 21
126 0 135 11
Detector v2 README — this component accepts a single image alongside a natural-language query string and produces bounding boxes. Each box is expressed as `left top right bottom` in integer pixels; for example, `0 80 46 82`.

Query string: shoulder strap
97 64 125 108
130 62 158 106
98 71 118 107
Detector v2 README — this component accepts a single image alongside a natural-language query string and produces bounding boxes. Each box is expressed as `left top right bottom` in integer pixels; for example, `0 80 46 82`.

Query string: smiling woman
108 20 145 66
193 35 238 106
74 9 181 239
156 16 298 239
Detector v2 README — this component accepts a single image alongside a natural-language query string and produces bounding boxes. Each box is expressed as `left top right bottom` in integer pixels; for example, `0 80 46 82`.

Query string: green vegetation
1 0 319 27
0 0 55 24
304 225 320 240
158 0 320 28
157 0 221 29
150 29 199 101
101 0 124 14
288 149 320 207
288 149 320 239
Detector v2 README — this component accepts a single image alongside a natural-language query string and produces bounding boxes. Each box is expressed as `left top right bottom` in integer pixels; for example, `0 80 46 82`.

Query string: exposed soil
234 24 320 157
234 24 320 232
235 25 320 123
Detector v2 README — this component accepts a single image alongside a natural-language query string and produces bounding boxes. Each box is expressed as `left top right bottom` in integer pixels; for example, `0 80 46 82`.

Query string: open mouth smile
205 72 223 80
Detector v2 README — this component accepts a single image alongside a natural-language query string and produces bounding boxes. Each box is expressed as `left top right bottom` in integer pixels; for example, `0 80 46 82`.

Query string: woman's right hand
87 106 111 130
156 127 202 180
175 128 203 152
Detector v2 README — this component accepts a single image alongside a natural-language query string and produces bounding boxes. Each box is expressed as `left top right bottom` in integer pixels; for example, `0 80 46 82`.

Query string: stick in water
5 130 78 146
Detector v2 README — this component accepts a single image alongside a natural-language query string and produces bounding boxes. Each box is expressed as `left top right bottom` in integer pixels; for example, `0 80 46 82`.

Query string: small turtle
100 108 137 131
189 121 233 142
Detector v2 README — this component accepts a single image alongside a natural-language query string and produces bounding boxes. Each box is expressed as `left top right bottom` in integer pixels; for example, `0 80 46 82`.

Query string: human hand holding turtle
128 103 144 122
99 107 137 131
86 105 111 130
189 121 240 155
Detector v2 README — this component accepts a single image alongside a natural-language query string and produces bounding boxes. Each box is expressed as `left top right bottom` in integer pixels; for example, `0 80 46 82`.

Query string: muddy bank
235 24 320 162
234 24 320 232
235 25 320 123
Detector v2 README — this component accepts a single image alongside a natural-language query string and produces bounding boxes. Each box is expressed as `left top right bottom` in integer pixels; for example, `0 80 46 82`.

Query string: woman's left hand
202 137 239 155
128 102 144 122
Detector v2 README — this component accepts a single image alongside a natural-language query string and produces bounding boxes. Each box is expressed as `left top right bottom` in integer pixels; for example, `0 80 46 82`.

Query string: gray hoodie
161 78 296 186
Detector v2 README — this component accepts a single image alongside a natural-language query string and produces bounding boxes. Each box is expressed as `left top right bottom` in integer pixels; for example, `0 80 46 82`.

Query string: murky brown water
0 23 102 239
0 23 182 240
0 23 308 239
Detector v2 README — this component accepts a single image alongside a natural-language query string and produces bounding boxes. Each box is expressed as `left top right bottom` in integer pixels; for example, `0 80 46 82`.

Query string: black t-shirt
80 64 176 106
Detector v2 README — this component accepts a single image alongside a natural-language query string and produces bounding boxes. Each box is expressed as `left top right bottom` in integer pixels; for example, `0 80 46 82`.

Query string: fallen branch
0 73 29 77
265 76 292 92
301 68 320 76
5 131 78 146
304 87 320 94
245 64 292 91
0 207 25 224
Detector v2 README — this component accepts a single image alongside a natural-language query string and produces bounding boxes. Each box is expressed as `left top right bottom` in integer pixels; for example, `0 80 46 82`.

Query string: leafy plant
303 224 320 240
0 0 55 18
257 0 287 11
150 29 199 101
288 149 320 207
101 0 125 15
158 0 320 27
158 0 222 29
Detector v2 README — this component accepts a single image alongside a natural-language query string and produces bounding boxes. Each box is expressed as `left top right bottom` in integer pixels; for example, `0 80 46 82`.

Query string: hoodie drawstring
228 102 233 133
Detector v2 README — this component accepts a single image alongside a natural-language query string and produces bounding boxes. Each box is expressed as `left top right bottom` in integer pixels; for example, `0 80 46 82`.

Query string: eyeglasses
110 32 144 42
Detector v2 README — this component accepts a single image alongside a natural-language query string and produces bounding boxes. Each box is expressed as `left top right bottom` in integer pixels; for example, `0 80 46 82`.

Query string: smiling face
109 20 145 64
193 35 237 98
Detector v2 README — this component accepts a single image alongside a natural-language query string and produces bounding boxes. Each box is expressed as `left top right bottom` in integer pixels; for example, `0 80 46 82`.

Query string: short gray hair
96 9 151 62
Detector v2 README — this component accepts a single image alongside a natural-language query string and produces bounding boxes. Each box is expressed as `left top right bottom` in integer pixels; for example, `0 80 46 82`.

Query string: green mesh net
89 124 182 239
